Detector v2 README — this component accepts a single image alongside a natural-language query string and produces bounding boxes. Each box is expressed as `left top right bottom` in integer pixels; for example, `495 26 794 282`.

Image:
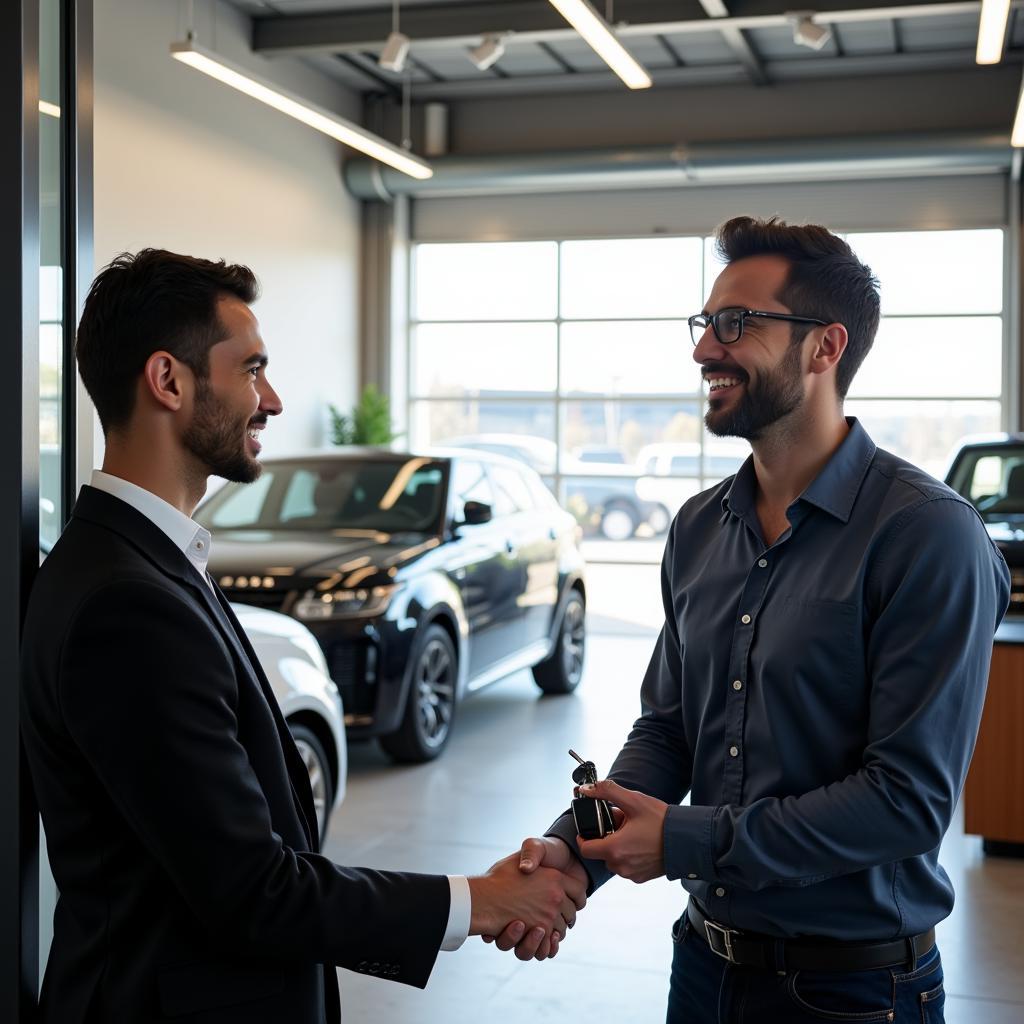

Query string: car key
569 749 616 841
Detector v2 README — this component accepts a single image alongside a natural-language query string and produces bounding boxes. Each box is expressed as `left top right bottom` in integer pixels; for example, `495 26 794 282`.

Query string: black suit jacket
21 486 450 1023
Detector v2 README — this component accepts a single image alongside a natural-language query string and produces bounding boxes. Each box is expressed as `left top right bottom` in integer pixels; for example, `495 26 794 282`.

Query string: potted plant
328 384 400 446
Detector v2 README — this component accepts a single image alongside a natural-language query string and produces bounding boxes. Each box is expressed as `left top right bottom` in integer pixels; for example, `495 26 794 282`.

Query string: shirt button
195 541 204 550
687 873 697 879
715 887 726 897
729 746 739 757
741 614 751 624
733 680 743 691
758 558 768 568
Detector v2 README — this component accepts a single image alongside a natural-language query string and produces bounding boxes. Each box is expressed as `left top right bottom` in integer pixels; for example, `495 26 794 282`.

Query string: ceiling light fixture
1011 75 1024 146
547 0 652 89
379 0 410 73
467 33 507 71
39 100 61 118
170 38 432 180
977 0 1011 65
787 12 832 51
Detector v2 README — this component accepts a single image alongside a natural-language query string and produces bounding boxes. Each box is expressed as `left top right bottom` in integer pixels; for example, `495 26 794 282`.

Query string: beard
705 341 804 441
182 376 262 483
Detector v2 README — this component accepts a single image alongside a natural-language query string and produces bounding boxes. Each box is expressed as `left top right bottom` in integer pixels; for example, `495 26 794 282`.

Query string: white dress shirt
87 471 471 951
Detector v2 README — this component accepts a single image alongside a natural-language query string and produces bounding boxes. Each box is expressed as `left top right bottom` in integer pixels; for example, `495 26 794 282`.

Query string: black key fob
569 749 616 841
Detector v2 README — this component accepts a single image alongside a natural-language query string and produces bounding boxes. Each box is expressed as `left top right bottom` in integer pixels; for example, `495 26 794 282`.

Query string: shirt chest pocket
751 596 864 717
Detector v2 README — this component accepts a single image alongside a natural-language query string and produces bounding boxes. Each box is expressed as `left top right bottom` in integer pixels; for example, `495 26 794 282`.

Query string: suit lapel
71 485 319 853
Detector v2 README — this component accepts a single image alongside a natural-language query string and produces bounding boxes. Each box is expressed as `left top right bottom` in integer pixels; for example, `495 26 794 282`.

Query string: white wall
93 0 362 458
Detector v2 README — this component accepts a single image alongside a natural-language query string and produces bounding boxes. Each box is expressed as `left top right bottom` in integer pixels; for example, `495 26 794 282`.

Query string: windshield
196 457 447 533
948 446 1024 524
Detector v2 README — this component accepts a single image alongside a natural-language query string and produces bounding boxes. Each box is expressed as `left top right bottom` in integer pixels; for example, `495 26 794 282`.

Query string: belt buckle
704 919 739 963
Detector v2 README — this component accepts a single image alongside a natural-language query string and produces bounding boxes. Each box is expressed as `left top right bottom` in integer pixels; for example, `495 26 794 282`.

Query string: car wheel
289 723 335 844
532 590 586 695
380 624 458 763
647 503 671 535
600 502 638 541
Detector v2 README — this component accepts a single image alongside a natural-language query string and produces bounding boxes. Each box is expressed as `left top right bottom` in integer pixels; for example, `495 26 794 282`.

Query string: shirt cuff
663 804 718 883
440 875 471 951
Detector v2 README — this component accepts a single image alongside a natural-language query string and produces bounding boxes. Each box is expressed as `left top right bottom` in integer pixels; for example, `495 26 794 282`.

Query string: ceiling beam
252 0 993 56
697 0 769 85
402 47 1020 101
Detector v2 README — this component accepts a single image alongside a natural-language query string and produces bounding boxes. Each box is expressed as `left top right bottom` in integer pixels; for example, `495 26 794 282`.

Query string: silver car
232 603 347 842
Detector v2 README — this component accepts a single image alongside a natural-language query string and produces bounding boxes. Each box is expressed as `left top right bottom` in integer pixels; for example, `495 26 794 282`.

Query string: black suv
197 448 587 762
945 434 1024 614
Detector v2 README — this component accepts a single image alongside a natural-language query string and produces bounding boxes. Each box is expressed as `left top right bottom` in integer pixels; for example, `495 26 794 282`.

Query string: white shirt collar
89 470 213 581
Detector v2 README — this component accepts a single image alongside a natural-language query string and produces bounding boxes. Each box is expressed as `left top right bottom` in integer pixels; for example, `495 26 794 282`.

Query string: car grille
328 642 375 717
220 587 290 613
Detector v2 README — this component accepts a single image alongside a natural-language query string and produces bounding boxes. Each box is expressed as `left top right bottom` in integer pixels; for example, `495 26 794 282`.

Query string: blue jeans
666 912 946 1023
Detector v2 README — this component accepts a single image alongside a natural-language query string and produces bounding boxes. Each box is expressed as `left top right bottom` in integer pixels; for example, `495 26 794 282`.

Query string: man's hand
468 849 586 953
483 837 589 961
575 780 668 883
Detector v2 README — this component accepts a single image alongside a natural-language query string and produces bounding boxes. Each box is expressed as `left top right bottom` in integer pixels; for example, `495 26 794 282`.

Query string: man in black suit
20 250 585 1024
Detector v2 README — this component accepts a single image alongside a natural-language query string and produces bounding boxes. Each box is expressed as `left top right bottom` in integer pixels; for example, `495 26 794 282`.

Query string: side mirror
461 500 493 526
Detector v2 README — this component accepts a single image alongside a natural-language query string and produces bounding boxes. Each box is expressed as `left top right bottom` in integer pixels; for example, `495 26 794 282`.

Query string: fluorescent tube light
547 0 652 89
977 0 1011 65
39 100 61 118
1012 79 1024 146
170 39 432 180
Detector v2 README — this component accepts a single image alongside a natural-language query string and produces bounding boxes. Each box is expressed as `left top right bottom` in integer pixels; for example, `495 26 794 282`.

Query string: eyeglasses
688 307 828 347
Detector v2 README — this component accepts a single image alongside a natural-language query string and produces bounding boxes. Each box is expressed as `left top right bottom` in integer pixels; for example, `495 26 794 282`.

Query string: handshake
466 772 671 961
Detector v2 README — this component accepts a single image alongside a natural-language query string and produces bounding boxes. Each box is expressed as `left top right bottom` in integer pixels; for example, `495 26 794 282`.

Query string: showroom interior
4 0 1024 1020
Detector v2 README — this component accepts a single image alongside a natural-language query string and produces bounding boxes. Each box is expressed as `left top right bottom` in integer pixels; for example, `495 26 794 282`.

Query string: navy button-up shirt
553 419 1009 940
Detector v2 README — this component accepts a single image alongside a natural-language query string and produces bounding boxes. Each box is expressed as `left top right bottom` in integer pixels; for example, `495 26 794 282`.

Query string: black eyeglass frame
688 307 829 347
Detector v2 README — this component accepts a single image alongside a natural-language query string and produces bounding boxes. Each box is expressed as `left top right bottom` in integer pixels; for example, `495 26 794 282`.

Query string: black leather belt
686 901 935 973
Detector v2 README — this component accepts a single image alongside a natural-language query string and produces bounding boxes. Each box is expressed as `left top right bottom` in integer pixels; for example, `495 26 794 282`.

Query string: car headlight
294 584 400 620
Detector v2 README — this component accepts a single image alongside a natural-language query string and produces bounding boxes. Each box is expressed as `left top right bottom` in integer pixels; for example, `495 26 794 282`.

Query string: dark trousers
666 913 946 1023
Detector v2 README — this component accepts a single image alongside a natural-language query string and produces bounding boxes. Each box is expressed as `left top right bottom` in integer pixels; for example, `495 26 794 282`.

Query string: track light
787 12 832 51
467 33 506 71
977 0 1011 65
379 31 411 73
170 39 433 179
547 0 652 89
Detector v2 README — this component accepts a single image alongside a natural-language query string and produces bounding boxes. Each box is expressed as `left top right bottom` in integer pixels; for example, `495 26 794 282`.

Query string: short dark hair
76 249 260 433
715 216 880 398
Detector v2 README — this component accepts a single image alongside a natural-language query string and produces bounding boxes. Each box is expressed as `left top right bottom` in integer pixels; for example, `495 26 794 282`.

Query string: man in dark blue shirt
488 217 1009 1022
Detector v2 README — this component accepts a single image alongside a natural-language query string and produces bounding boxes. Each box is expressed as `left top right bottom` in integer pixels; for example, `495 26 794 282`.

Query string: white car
232 604 348 842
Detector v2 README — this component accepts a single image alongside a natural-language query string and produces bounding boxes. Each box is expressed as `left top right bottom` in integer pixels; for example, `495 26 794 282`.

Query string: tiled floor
324 622 1024 1023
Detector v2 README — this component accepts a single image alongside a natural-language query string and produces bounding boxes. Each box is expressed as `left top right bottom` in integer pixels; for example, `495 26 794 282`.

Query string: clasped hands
475 780 669 961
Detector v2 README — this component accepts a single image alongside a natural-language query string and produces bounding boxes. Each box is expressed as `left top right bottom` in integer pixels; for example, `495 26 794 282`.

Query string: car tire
647 503 672 535
380 623 458 764
600 501 638 541
532 590 586 695
288 722 335 844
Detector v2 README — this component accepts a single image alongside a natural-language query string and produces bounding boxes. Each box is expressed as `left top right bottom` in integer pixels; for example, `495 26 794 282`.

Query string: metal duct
344 132 1013 201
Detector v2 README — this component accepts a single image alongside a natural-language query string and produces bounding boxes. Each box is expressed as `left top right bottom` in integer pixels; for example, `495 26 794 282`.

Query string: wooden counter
963 634 1024 845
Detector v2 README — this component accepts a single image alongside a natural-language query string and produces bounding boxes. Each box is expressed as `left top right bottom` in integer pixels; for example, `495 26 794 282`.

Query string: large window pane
412 323 557 397
561 400 701 464
560 321 701 396
415 400 556 474
560 238 703 319
845 399 1001 477
413 242 557 321
846 230 1003 315
850 317 1001 399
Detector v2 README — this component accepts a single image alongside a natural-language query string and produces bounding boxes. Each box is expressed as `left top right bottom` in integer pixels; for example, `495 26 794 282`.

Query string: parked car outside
944 433 1024 614
634 442 749 527
444 433 663 541
196 448 587 763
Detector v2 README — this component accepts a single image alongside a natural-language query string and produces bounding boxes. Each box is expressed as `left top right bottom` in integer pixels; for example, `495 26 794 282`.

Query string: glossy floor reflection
323 628 1024 1023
